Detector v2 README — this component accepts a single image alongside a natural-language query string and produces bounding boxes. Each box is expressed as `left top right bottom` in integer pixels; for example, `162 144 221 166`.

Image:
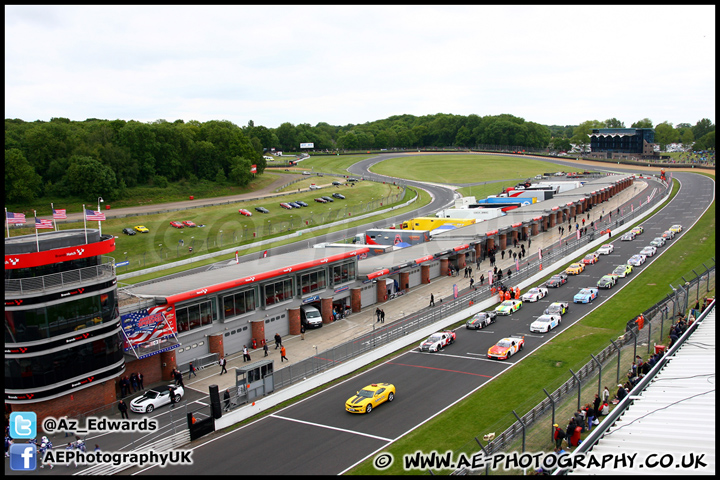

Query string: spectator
616 384 627 402
223 388 231 411
118 400 129 419
280 345 288 362
593 393 601 419
188 362 197 379
553 424 565 451
274 333 282 349
219 356 227 375
263 342 269 356
602 386 610 404
137 372 144 390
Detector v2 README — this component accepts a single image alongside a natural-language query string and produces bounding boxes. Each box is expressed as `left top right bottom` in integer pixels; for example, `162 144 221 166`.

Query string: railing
271 177 672 389
5 256 116 295
450 260 715 474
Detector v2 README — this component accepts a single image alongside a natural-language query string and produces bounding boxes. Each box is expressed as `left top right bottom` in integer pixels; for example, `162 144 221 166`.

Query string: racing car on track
466 311 497 330
521 287 548 302
530 314 561 333
418 331 456 352
544 301 569 316
574 287 599 304
487 336 525 360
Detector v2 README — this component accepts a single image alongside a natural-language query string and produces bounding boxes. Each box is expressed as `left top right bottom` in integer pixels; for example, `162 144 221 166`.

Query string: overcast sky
5 5 716 129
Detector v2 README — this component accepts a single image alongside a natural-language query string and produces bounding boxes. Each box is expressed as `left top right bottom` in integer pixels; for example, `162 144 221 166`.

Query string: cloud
5 5 715 128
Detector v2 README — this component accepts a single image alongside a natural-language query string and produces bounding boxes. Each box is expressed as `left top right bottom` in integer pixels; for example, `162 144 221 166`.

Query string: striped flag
7 212 26 224
53 208 67 219
35 217 54 229
85 209 106 221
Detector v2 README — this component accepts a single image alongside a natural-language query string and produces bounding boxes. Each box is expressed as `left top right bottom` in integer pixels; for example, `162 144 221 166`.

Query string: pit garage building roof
570 306 716 475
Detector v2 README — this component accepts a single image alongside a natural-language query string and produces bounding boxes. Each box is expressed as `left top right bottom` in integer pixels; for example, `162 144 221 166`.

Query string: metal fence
268 177 673 390
6 256 115 295
449 260 715 473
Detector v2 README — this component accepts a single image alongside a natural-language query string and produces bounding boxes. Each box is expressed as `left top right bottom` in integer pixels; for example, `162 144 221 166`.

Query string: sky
5 5 716 130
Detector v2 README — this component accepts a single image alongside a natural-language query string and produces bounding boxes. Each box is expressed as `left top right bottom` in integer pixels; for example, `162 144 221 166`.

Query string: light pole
158 244 163 260
219 230 223 247
97 197 104 235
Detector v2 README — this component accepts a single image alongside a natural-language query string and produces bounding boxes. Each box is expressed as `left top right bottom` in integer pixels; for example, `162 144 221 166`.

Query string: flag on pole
52 208 67 219
488 270 493 286
235 250 239 264
631 204 634 213
515 257 519 271
262 250 268 258
85 209 106 221
576 229 580 240
251 164 257 174
538 247 542 260
35 217 54 229
6 212 26 224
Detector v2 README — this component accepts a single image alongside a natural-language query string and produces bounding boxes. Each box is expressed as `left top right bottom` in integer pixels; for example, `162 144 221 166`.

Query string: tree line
4 114 714 204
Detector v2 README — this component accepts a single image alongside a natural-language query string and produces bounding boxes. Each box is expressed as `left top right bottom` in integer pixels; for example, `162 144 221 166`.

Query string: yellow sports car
345 383 395 414
565 263 585 275
631 226 644 235
134 225 149 233
669 224 682 233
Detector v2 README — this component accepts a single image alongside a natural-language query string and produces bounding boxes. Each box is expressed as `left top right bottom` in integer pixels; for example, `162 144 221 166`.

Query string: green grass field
297 154 375 175
368 154 568 185
349 175 716 475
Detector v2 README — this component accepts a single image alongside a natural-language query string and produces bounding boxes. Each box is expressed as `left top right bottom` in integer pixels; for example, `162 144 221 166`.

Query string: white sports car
130 385 184 413
418 330 456 352
597 244 614 255
640 246 657 257
530 314 561 333
521 287 548 303
628 254 647 266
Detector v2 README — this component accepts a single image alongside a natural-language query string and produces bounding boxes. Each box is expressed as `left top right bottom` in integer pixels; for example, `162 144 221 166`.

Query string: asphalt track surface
133 164 713 475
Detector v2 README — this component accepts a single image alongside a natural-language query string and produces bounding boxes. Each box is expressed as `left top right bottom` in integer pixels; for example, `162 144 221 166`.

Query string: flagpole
83 204 88 244
51 202 57 231
5 207 9 239
34 210 40 252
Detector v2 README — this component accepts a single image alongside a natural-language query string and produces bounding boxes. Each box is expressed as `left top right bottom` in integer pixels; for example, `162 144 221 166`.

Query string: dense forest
4 113 714 204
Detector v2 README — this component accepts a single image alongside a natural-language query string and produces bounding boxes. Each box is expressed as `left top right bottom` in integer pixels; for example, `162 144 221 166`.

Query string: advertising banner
120 308 177 351
300 143 314 149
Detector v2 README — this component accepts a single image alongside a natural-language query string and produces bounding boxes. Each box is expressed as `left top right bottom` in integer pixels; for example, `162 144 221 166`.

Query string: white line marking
270 414 392 442
410 350 501 362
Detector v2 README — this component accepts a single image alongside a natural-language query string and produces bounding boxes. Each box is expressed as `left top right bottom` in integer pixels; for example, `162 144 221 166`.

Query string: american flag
35 217 54 229
6 212 26 224
85 209 106 221
121 308 173 350
53 208 67 219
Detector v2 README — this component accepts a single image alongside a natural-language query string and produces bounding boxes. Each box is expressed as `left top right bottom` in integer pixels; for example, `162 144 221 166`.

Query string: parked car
182 220 197 227
597 274 618 289
597 244 614 255
628 254 647 266
314 198 327 203
122 227 137 236
332 193 345 199
582 253 599 265
288 202 302 209
544 302 569 316
302 171 311 175
294 200 308 207
134 225 149 233
170 221 184 228
332 181 342 186
309 184 320 190
465 311 497 330
238 209 253 217
130 385 184 413
650 237 666 248
280 202 293 210
574 287 599 304
612 264 633 278
521 287 548 303
321 196 334 202
495 299 523 315
347 177 359 182
418 331 456 352
487 336 525 360
345 383 395 414
545 273 568 288
255 207 270 213
530 314 561 333
565 263 585 275
640 246 657 257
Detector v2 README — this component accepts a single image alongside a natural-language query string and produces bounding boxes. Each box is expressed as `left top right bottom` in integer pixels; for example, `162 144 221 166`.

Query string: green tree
229 156 252 186
631 118 653 128
698 130 715 149
680 129 695 148
603 118 625 128
692 118 714 141
5 148 42 203
215 167 227 184
65 155 118 200
653 122 679 150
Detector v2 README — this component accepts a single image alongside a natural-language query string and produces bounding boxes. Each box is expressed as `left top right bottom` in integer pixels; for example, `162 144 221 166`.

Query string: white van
300 305 323 328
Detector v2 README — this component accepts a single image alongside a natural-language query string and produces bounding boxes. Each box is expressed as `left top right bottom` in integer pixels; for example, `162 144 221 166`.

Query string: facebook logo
9 412 36 439
9 443 37 471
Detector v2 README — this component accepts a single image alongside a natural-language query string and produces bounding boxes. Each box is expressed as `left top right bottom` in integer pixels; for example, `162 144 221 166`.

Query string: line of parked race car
415 223 683 363
121 194 352 235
